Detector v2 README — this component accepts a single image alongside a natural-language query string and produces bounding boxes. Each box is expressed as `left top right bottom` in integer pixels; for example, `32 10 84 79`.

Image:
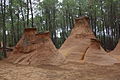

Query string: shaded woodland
0 0 120 58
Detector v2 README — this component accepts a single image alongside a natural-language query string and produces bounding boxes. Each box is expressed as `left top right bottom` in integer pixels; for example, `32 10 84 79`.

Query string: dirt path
0 61 120 80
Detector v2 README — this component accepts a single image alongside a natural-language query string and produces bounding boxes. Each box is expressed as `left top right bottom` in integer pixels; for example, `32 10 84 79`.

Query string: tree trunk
20 0 25 28
29 0 34 27
27 0 29 27
9 0 16 45
2 0 7 58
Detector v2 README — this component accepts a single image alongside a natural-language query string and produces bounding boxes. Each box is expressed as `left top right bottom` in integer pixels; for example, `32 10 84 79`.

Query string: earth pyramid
59 16 95 61
7 28 65 66
84 39 119 65
59 16 118 65
109 40 120 60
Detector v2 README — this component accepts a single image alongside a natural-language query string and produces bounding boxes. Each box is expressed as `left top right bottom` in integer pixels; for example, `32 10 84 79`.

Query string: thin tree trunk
20 0 25 28
17 7 20 41
2 0 7 58
27 0 29 27
29 0 34 27
9 0 16 45
78 1 81 16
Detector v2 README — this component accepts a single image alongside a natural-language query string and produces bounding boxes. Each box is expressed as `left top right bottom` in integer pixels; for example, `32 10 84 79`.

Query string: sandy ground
0 61 120 80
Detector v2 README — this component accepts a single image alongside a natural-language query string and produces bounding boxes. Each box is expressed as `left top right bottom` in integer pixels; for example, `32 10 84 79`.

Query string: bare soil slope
0 61 120 80
84 39 119 65
109 40 120 60
6 28 37 62
59 16 95 61
6 29 65 66
59 16 118 65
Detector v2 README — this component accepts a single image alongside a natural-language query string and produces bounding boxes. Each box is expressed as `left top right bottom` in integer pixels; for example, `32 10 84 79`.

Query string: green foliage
0 0 119 50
